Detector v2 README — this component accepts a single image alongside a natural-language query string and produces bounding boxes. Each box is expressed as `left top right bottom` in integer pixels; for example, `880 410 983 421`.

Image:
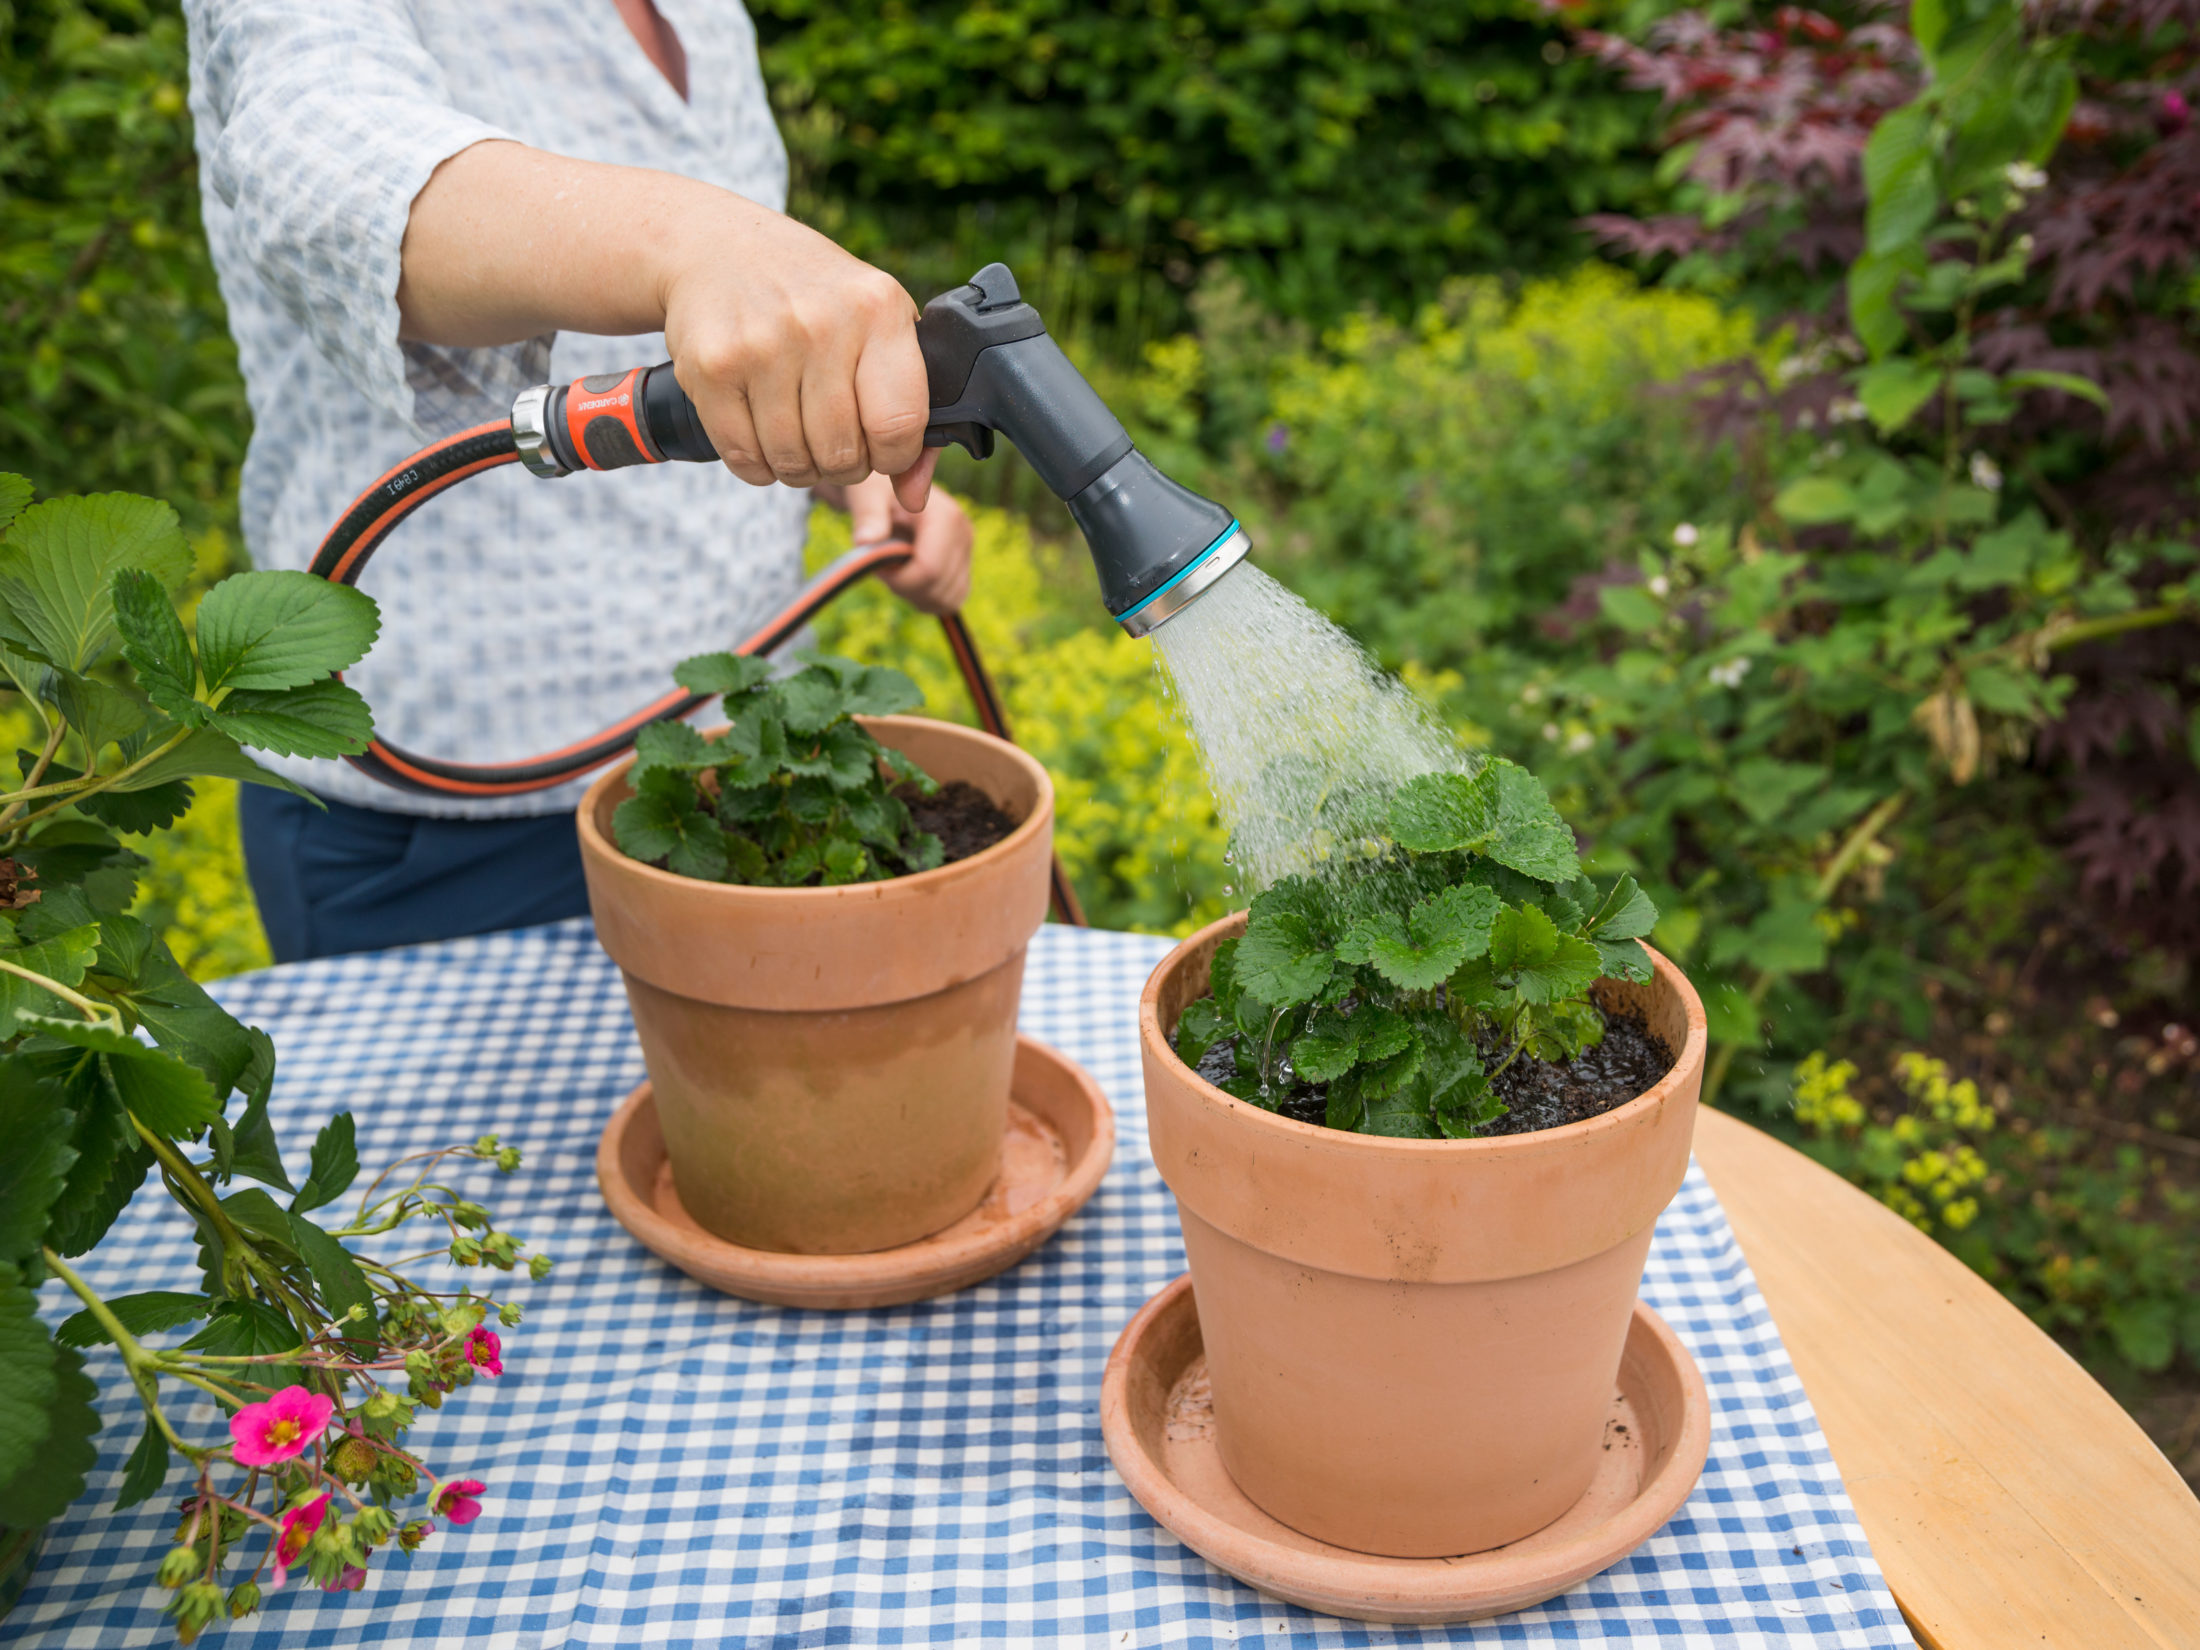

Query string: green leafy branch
0 474 552 1640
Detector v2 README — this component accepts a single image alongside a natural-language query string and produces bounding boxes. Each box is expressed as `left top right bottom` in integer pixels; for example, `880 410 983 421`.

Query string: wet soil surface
1478 1008 1675 1136
1192 1004 1675 1137
900 780 1017 866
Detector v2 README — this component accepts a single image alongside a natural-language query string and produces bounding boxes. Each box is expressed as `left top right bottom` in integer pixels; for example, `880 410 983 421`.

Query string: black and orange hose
306 395 1084 923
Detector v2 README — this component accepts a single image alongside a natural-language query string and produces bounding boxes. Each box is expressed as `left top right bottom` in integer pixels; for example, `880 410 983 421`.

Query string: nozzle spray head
917 264 1249 636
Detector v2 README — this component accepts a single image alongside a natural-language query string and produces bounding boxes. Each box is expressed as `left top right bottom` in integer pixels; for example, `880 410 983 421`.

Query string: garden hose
306 417 1085 925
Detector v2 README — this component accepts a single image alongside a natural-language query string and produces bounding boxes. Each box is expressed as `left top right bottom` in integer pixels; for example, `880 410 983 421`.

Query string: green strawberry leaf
111 567 198 718
1486 761 1580 884
1289 1008 1362 1082
0 924 102 1031
180 1300 302 1402
1515 933 1605 1006
55 1289 217 1349
112 1415 171 1512
289 1112 358 1216
613 789 726 876
1344 884 1501 992
0 494 192 672
288 1214 376 1333
820 837 868 884
0 1064 77 1261
15 1015 221 1138
1589 874 1659 942
672 651 774 697
225 1032 290 1191
0 1335 99 1525
777 666 849 735
194 570 379 693
820 721 883 790
0 1263 62 1504
108 725 315 801
1174 996 1232 1066
1233 911 1332 1007
51 672 147 758
838 662 923 717
207 679 373 759
33 1047 152 1257
1389 767 1497 854
1593 939 1655 984
0 474 30 534
632 719 714 775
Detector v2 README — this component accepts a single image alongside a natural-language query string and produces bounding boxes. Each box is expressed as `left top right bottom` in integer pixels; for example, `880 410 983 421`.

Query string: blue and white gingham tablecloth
6 920 1913 1648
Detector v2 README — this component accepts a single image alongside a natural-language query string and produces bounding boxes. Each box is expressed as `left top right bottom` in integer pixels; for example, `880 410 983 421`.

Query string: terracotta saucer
1101 1276 1711 1624
597 1034 1114 1310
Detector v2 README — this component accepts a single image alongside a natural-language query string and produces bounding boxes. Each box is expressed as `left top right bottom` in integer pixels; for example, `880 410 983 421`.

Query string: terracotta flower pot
579 715 1053 1255
1139 912 1706 1559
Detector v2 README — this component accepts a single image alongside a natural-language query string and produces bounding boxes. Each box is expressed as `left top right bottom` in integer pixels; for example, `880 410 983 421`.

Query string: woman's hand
823 462 972 615
656 203 935 508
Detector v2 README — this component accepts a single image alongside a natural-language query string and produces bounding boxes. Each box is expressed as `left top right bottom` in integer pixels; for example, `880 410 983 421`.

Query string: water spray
309 263 1249 814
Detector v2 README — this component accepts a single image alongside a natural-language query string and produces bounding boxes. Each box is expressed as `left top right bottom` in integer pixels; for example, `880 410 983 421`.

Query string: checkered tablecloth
7 919 1912 1649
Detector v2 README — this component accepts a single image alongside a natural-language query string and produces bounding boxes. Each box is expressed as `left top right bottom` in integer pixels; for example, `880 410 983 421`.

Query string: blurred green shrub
0 0 248 536
755 0 1674 329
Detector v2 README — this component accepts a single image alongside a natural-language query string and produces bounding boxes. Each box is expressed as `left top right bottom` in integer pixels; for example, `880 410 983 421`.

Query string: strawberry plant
0 476 545 1639
610 652 946 886
1172 757 1660 1138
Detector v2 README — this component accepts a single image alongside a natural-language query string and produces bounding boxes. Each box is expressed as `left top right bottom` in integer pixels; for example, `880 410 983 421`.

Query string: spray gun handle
913 263 1137 498
509 265 1132 492
507 263 1241 631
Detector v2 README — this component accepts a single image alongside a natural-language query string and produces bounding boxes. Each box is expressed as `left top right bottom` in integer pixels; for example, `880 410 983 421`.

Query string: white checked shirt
185 0 812 816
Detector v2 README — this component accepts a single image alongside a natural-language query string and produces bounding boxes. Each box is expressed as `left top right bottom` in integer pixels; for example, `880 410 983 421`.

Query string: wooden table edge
1690 1102 2200 1650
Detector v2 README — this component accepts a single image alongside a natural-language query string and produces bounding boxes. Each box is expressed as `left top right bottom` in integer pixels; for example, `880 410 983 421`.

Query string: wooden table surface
1691 1104 2200 1650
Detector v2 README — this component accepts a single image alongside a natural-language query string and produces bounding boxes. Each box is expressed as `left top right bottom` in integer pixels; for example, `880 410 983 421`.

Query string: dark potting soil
1190 1004 1675 1138
899 780 1017 866
1478 1007 1675 1136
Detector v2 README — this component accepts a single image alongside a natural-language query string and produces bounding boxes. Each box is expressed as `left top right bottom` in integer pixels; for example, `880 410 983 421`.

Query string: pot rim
1139 909 1707 1159
576 712 1054 903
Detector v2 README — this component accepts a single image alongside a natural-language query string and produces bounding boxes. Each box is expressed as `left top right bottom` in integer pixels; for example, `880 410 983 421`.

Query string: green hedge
0 0 246 535
755 0 1672 331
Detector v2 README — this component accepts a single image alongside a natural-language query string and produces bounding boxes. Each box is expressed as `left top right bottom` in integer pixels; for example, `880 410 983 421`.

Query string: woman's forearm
398 141 727 346
394 139 932 502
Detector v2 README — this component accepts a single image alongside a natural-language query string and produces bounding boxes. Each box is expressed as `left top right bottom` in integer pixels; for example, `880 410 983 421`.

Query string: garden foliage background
2 0 2195 1476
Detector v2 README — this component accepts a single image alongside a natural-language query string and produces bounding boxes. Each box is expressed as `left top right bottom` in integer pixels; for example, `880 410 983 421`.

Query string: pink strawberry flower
270 1493 330 1589
230 1387 335 1467
464 1326 502 1377
435 1479 486 1525
326 1565 368 1593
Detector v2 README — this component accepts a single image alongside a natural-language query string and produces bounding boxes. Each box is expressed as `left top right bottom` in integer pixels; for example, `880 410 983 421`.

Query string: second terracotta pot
1139 913 1706 1559
579 716 1053 1256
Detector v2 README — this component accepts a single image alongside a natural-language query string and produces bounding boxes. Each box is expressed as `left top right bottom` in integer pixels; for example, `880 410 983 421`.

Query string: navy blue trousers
239 785 592 963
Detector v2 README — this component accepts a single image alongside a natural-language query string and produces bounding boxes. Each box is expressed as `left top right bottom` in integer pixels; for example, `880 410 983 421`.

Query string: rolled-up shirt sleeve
185 0 550 433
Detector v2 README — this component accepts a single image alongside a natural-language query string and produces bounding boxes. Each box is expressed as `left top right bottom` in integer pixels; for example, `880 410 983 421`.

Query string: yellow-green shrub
1792 1050 2199 1374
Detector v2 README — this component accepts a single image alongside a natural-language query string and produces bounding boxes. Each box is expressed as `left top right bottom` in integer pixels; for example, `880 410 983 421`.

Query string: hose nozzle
917 263 1249 635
